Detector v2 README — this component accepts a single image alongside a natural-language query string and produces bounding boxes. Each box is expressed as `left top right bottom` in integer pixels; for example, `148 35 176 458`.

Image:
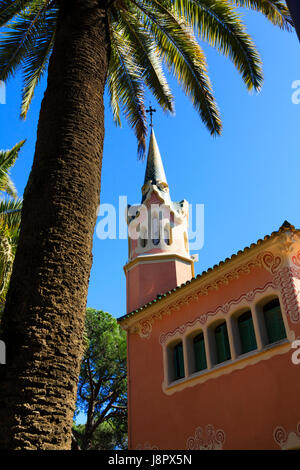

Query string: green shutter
193 333 207 372
238 311 257 354
215 322 231 364
174 343 184 380
263 299 286 344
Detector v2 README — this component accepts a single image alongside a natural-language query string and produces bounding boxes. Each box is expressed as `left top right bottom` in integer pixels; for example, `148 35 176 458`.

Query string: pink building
118 130 300 450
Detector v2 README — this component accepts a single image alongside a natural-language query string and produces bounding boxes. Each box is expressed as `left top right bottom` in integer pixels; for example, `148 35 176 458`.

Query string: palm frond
0 140 25 198
0 199 22 234
0 0 34 27
0 2 50 82
0 232 14 305
173 0 263 91
0 174 17 199
21 9 56 118
0 200 21 303
117 7 174 114
0 0 293 148
232 0 293 30
109 23 147 157
106 64 122 128
132 0 222 135
0 137 23 306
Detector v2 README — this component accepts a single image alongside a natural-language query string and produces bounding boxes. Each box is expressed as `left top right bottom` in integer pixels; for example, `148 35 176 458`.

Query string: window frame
237 310 258 355
214 321 231 365
262 298 287 345
192 332 207 373
163 289 291 392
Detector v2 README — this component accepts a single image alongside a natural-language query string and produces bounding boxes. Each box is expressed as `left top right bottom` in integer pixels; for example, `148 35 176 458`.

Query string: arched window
215 322 231 364
263 298 286 344
193 333 207 372
152 216 160 246
173 342 185 380
140 229 147 248
238 311 257 354
164 225 170 246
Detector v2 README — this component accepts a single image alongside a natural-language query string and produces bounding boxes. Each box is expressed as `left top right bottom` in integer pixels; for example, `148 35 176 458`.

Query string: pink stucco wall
126 261 300 450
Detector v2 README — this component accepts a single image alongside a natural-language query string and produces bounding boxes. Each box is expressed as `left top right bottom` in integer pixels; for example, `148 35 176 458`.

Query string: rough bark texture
286 0 300 41
0 0 110 450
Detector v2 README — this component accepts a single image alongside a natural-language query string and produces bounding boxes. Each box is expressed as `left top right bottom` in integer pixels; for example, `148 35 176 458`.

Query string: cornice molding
159 280 275 345
120 235 300 339
123 252 193 274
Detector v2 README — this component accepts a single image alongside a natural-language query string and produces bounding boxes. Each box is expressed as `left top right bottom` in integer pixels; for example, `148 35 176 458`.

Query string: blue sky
0 9 299 320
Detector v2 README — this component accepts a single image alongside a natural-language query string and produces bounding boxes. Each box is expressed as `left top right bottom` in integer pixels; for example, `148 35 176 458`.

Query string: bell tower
124 128 196 313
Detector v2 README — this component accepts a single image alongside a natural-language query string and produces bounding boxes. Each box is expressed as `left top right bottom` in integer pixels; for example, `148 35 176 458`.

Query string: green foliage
0 140 24 314
233 0 293 28
73 420 127 450
0 0 292 156
91 420 128 450
0 140 25 198
74 308 127 450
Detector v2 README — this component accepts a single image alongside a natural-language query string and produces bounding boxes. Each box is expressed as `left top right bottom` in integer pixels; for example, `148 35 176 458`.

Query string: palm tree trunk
0 0 110 450
286 0 300 42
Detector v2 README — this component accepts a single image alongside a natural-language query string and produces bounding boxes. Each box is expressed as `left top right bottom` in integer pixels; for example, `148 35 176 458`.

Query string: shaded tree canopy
73 308 127 450
73 420 127 451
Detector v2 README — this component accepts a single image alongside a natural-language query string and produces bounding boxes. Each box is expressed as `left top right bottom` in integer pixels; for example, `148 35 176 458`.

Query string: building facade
118 130 300 450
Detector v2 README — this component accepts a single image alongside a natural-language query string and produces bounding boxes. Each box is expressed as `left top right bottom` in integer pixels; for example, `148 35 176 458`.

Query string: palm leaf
109 23 147 157
0 0 293 151
117 7 174 114
0 0 34 27
21 8 56 118
0 138 23 307
173 0 263 91
0 140 25 198
133 0 222 135
0 232 14 305
0 174 17 199
0 199 22 234
0 3 50 82
233 0 293 30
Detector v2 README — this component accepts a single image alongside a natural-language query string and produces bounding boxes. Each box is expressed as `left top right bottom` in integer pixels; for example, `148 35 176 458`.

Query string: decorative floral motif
292 250 300 268
275 267 300 324
137 254 266 338
160 282 274 345
186 425 225 450
129 249 300 339
273 426 287 447
273 422 300 450
136 442 159 450
259 251 282 274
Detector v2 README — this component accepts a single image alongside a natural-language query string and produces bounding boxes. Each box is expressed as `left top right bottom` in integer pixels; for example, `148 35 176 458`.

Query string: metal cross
146 105 156 128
